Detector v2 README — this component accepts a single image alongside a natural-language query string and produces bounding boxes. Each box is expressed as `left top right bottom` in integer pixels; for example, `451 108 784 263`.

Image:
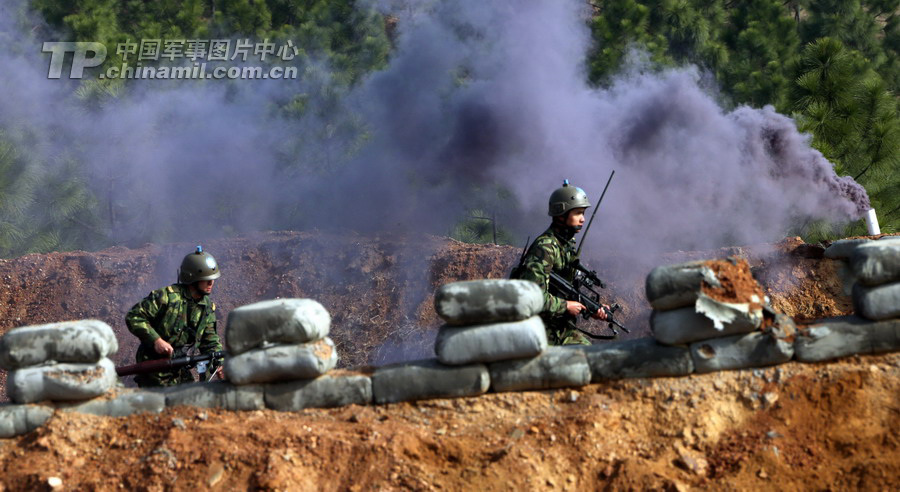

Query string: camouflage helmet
178 246 221 284
548 180 591 216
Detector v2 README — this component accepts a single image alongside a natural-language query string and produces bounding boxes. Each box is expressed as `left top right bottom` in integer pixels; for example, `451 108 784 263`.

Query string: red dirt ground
0 232 898 490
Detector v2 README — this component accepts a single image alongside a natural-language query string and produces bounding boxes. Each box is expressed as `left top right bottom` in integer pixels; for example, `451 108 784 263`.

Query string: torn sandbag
652 305 761 346
645 261 721 311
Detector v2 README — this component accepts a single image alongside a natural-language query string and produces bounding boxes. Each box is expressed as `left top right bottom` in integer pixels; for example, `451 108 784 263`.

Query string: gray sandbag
0 404 54 438
0 320 118 370
372 359 489 404
853 282 900 320
794 316 900 362
161 381 265 410
226 299 331 355
651 304 761 346
434 279 543 325
8 358 117 404
851 239 900 286
579 338 694 380
824 239 871 260
57 390 165 417
265 373 372 411
488 347 591 393
434 316 547 365
690 329 793 374
645 261 720 311
224 338 338 385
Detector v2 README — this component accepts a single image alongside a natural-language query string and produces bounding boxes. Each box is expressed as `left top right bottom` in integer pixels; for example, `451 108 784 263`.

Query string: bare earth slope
0 232 897 490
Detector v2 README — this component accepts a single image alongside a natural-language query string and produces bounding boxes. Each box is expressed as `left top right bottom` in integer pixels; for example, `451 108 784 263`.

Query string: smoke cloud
0 0 869 265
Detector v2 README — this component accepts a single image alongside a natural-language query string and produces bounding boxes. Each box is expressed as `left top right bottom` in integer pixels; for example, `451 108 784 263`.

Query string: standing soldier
512 180 608 345
125 246 223 387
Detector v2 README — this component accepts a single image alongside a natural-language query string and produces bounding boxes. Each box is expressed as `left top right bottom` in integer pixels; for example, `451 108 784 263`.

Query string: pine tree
720 0 800 110
791 37 900 235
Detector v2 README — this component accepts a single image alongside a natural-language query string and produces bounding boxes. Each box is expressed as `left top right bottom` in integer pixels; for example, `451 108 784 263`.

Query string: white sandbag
645 261 720 311
651 304 761 346
372 359 489 404
8 358 117 404
579 338 694 380
824 239 871 260
265 373 372 411
57 390 166 417
794 316 900 362
434 279 543 325
224 338 338 385
0 320 118 370
850 239 900 286
0 404 54 438
161 381 265 411
853 282 900 320
488 347 591 393
225 299 331 355
434 316 547 365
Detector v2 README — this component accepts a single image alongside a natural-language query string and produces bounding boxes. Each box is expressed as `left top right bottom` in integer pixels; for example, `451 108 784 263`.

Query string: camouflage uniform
513 226 591 346
125 283 222 387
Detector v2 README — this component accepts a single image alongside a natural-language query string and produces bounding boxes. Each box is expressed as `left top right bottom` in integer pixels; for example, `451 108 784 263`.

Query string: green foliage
0 133 100 257
791 38 900 238
450 209 514 246
719 0 800 110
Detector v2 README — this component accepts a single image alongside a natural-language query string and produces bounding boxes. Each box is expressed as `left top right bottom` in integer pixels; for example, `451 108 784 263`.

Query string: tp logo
42 42 107 79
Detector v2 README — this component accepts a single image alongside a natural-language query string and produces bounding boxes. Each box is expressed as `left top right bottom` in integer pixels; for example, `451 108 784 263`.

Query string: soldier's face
195 279 215 295
566 208 587 231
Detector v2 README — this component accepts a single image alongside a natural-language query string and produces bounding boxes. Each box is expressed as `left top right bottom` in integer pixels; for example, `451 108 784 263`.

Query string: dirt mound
1 353 897 490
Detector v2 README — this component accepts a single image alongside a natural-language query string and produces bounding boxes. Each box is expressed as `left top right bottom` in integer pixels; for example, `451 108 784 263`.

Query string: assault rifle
115 350 226 382
549 269 628 339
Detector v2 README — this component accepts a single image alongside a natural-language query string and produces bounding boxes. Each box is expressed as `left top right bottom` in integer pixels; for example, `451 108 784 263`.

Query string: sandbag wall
796 237 900 361
644 258 795 373
0 320 142 438
162 298 372 412
372 279 590 404
4 241 900 439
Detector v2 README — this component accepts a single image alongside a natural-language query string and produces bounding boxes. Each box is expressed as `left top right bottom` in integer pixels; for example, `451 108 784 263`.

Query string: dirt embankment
1 353 897 491
1 232 897 490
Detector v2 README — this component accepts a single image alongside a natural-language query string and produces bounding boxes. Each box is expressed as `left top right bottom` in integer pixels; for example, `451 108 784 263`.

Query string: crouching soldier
512 180 609 345
125 246 223 387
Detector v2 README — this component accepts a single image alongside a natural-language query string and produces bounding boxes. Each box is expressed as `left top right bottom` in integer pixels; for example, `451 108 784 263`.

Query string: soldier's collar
177 283 210 303
549 223 576 242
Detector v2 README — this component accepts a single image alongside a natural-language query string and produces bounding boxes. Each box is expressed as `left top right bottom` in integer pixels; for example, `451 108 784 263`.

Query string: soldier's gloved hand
592 304 610 321
153 338 175 358
566 300 587 317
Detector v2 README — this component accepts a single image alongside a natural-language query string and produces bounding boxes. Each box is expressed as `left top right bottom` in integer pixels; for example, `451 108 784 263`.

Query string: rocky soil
0 231 897 490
